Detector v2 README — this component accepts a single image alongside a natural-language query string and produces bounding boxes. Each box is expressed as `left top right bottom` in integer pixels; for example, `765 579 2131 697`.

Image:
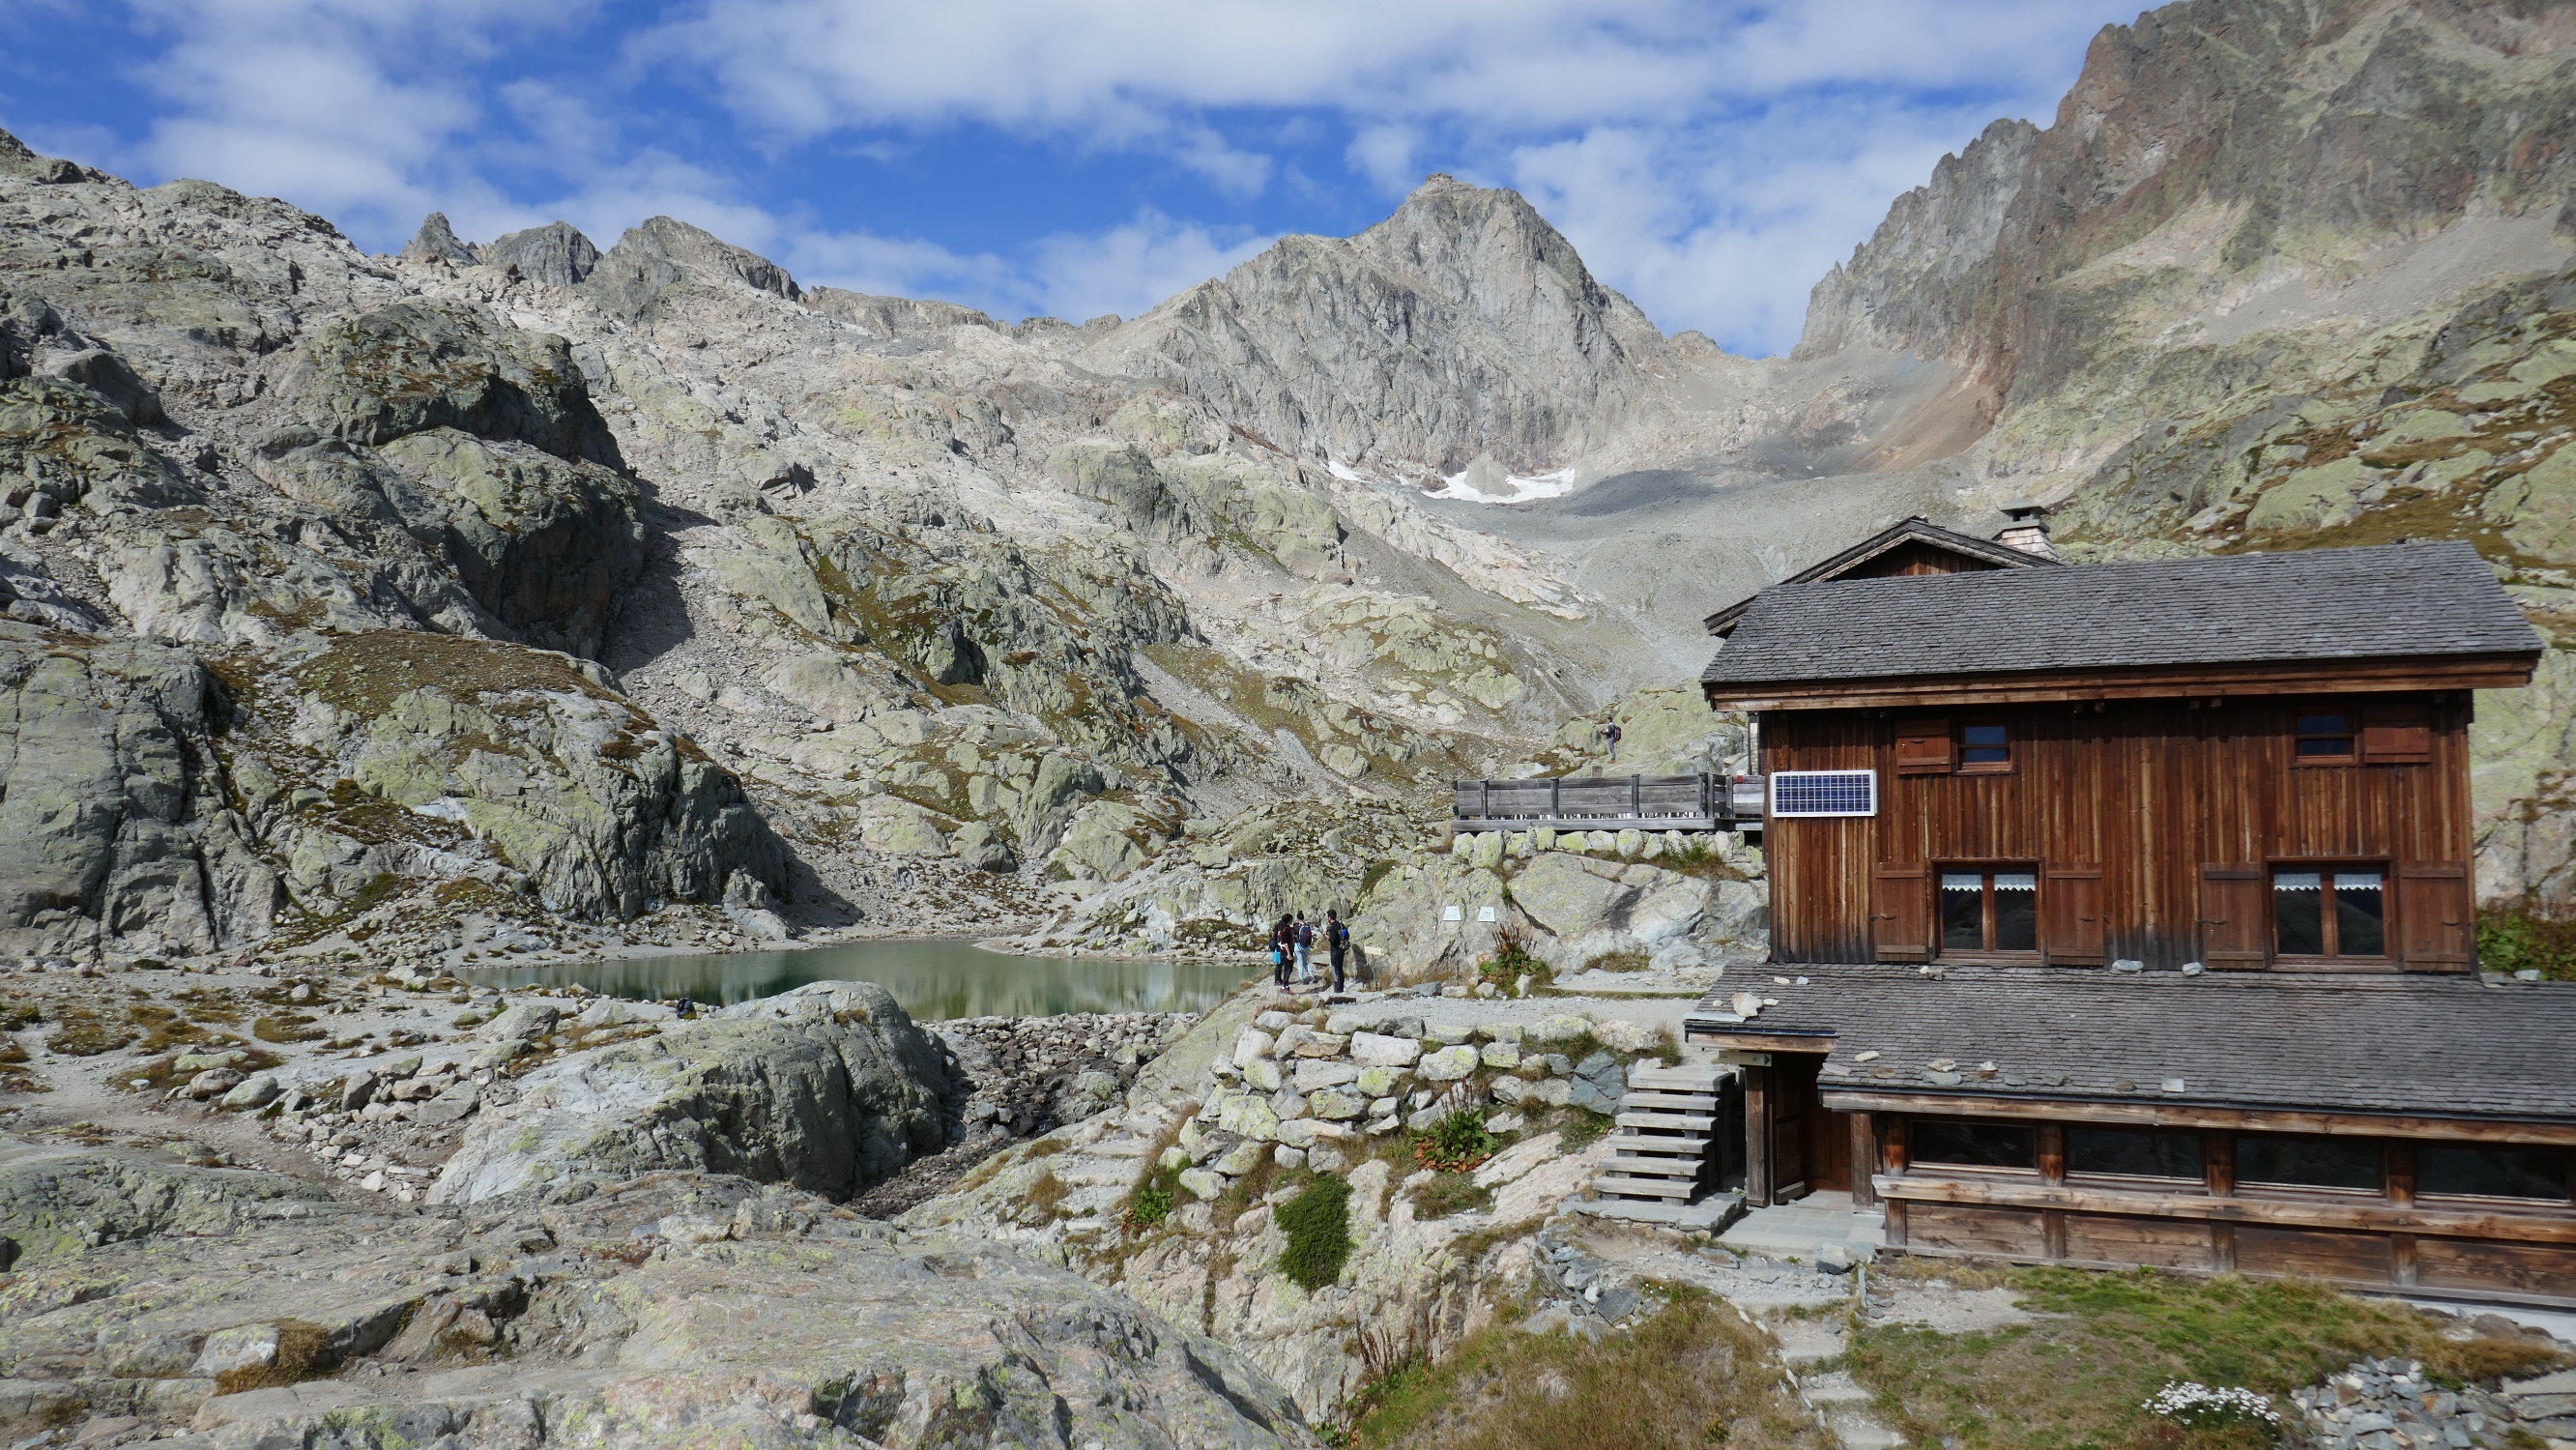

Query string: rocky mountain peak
398 211 478 266
1803 0 2576 411
481 219 600 289
580 215 799 320
0 125 83 185
1084 176 1668 474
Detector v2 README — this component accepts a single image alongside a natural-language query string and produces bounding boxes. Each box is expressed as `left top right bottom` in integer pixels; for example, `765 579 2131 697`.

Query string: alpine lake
455 937 1258 1021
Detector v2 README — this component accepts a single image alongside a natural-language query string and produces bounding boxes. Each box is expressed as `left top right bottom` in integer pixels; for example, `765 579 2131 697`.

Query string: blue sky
1 0 2146 356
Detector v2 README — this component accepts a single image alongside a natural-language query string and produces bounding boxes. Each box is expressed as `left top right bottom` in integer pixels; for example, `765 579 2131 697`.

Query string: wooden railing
1451 773 1763 833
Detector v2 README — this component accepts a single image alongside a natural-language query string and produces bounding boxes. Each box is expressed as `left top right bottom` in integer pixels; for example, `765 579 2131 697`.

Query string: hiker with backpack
1293 914 1316 985
1325 910 1351 993
1270 914 1293 990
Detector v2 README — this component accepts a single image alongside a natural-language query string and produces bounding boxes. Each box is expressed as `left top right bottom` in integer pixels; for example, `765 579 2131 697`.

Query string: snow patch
1424 466 1579 506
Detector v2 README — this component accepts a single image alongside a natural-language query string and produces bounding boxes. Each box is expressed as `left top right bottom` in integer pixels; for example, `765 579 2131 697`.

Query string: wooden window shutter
1871 863 1930 962
2361 702 2433 765
1894 718 1953 775
2197 864 2270 970
2041 866 2105 966
2396 861 2474 972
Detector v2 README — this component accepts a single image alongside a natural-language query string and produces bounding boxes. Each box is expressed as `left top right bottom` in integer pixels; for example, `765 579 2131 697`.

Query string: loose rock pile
847 1010 1195 1217
935 1011 1192 1135
2294 1357 2576 1450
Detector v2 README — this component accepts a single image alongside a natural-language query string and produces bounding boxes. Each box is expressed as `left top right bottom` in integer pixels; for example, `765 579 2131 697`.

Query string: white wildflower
2142 1380 2282 1428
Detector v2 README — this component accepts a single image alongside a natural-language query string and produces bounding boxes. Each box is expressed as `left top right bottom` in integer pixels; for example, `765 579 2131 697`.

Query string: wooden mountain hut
1686 540 2576 1308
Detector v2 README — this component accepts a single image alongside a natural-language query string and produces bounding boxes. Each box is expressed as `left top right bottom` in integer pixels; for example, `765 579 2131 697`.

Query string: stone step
1801 1373 1871 1406
1572 1193 1744 1232
1616 1110 1714 1131
1772 1321 1848 1366
1590 1175 1696 1201
1824 1409 1906 1450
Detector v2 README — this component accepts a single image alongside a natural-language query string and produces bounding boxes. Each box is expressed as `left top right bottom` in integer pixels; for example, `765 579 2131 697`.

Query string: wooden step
1619 1090 1720 1111
1605 1156 1706 1179
1591 1175 1695 1201
1606 1143 1707 1165
1617 1111 1714 1131
1605 1134 1707 1158
1628 1065 1725 1091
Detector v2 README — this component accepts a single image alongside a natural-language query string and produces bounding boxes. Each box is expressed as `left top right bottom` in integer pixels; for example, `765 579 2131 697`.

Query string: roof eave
1700 650 2544 710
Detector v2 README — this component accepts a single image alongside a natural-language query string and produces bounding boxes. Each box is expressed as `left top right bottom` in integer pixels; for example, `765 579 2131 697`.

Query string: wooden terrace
1451 772 1764 834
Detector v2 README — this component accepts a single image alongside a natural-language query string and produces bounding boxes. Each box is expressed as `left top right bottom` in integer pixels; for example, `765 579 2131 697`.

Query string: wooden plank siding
1758 693 2477 971
1848 539 2015 579
1868 1106 2576 1305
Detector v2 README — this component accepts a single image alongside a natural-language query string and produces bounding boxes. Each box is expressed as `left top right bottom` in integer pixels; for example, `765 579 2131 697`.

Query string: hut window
2237 1134 2382 1193
1909 1119 2038 1171
2067 1126 2205 1181
2295 710 2356 761
2272 867 2387 958
1958 721 2012 772
2417 1144 2573 1202
1939 868 2040 953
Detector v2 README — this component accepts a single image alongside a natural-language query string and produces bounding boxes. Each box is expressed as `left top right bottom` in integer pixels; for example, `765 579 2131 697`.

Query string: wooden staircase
1586 1060 1728 1215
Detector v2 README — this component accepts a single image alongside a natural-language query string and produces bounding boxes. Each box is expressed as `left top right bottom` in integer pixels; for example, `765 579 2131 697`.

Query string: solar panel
1771 769 1877 817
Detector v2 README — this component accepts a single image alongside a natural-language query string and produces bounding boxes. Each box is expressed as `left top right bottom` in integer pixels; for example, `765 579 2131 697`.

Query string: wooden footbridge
1450 772 1765 835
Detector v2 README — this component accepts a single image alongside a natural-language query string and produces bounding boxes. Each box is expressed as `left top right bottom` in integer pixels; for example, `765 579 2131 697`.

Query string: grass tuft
1846 1264 2573 1450
212 1320 335 1395
1343 1286 1830 1450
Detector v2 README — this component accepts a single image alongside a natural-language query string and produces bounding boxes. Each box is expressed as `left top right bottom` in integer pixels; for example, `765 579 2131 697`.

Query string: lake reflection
457 938 1256 1021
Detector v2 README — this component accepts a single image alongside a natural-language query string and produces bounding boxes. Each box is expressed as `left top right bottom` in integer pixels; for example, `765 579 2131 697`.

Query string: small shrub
1277 1176 1353 1290
0 997 43 1030
1476 924 1548 988
1128 1185 1173 1227
1581 950 1650 973
2477 904 2576 980
1413 1110 1500 1173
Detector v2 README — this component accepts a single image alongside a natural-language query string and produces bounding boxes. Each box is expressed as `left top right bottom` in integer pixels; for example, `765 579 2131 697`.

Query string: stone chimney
1996 503 2060 562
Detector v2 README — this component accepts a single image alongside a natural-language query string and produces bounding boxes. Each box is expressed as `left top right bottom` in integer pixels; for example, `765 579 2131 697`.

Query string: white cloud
627 0 2133 350
1346 124 1418 193
1503 92 2012 353
118 0 573 239
29 0 2148 354
784 209 1272 324
1025 211 1272 321
657 0 2118 137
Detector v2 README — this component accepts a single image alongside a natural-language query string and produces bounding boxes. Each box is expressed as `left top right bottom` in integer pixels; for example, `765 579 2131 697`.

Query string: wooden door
1805 1101 1851 1194
1872 863 1929 962
2397 862 2474 972
1772 1060 1813 1195
2199 865 2270 970
2041 867 2104 966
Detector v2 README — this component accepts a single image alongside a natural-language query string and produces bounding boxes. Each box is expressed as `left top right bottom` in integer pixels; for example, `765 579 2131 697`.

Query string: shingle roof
1701 541 2539 687
1687 963 2576 1122
1701 516 2053 637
